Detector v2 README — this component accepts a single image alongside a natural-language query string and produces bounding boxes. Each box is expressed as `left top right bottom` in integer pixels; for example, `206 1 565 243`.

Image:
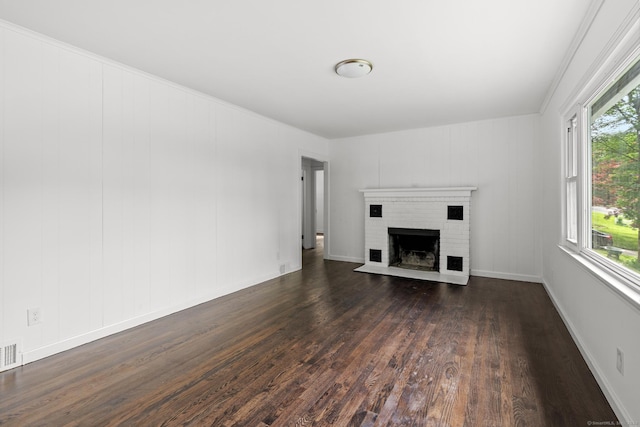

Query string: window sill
558 245 640 311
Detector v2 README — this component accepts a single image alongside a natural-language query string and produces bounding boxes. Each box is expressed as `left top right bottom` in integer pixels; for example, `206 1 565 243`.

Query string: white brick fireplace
355 187 476 285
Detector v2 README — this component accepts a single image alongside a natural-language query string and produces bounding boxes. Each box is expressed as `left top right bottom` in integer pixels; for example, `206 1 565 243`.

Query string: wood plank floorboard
0 239 617 426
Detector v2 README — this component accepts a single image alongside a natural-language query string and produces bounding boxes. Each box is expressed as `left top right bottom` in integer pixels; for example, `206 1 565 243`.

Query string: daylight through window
589 56 640 276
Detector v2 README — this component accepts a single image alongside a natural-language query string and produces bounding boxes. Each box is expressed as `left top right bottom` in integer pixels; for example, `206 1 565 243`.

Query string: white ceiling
0 0 591 139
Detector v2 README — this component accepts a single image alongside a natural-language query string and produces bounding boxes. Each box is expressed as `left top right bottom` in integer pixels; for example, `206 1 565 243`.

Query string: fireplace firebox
388 228 440 271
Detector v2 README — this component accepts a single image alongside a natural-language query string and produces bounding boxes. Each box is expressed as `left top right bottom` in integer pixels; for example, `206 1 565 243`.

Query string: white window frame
563 112 580 250
562 34 640 307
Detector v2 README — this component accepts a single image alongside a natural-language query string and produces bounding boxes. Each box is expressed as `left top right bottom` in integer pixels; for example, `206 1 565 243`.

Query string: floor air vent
0 341 21 372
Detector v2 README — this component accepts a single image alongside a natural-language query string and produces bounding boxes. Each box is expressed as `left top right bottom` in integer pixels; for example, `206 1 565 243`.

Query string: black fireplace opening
388 228 440 272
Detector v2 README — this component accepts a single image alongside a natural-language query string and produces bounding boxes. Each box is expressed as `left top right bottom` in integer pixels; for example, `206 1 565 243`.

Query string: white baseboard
326 254 364 263
22 270 287 366
541 279 632 426
471 269 542 283
22 290 226 365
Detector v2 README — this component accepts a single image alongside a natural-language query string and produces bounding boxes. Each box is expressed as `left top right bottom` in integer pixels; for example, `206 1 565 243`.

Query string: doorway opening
301 156 327 265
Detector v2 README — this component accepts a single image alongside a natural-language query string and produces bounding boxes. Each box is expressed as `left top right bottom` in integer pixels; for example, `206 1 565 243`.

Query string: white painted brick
362 188 474 277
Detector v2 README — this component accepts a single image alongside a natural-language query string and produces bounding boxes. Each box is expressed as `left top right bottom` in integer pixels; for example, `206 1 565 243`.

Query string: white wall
315 170 324 234
301 158 315 249
539 1 640 424
0 22 328 365
328 115 541 283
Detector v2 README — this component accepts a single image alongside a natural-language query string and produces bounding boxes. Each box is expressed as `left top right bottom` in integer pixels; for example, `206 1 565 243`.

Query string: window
564 50 640 294
589 56 640 273
565 114 578 245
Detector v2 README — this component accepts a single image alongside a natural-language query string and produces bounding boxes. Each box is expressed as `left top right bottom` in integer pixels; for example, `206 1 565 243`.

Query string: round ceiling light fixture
335 59 373 78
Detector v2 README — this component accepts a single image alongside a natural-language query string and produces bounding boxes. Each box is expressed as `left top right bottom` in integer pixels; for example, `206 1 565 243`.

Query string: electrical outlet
27 308 42 326
616 348 624 375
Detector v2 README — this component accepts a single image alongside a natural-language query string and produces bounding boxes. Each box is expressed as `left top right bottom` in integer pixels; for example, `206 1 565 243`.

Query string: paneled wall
328 115 541 282
0 23 327 364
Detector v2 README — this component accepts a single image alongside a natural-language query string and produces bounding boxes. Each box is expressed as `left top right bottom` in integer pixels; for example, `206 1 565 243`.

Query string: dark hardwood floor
0 237 617 426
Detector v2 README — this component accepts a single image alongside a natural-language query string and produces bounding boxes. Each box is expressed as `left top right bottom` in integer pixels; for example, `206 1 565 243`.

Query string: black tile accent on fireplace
370 204 382 218
370 249 382 263
447 256 463 271
447 205 464 220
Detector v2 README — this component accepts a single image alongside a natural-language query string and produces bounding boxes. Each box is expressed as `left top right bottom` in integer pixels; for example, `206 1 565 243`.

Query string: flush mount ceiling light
335 59 373 78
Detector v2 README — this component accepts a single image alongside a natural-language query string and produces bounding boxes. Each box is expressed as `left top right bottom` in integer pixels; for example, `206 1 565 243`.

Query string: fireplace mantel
355 186 477 285
360 187 476 198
